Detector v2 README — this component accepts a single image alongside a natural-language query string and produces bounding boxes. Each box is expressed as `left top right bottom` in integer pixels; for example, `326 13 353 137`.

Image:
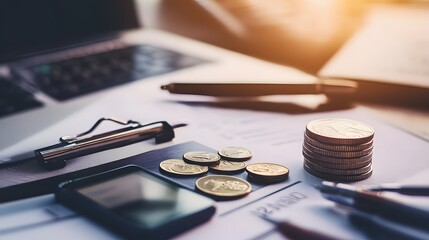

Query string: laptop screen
0 0 140 63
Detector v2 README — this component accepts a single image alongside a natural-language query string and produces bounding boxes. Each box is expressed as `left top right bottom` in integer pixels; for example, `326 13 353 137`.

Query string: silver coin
159 159 208 176
306 118 374 145
218 147 252 161
303 145 372 164
303 142 373 158
195 175 252 198
247 172 289 183
304 159 372 175
210 160 246 173
304 155 371 170
183 151 221 165
304 163 373 182
246 163 289 183
304 133 373 152
246 163 289 178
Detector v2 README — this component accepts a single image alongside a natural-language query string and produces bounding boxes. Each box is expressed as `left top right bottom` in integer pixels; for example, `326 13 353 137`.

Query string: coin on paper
210 160 246 173
306 118 374 145
304 159 372 175
183 151 221 165
304 163 372 182
302 146 372 164
160 159 208 176
302 118 374 182
304 133 373 152
218 147 252 161
303 155 371 170
195 175 251 198
304 141 373 158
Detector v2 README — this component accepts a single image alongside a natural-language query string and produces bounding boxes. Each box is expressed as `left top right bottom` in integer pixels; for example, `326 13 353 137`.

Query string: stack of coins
211 146 251 174
303 118 374 182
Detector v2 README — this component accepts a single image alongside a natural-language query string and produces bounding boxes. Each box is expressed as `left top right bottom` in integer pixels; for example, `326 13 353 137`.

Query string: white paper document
177 181 367 240
1 101 428 239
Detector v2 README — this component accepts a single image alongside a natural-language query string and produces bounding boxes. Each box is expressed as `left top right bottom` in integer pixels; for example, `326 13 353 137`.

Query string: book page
320 4 429 89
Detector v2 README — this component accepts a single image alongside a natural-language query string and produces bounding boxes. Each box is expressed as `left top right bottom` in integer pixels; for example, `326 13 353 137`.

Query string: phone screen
76 170 213 229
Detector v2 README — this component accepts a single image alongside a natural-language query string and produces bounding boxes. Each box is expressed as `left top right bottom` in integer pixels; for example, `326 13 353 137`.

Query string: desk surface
0 1 428 239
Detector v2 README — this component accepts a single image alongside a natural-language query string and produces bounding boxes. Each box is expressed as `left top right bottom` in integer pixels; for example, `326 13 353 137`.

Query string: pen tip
172 123 188 129
160 85 168 90
322 181 335 186
313 181 333 190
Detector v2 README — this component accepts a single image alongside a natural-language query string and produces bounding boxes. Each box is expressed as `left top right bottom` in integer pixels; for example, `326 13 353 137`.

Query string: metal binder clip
35 118 184 170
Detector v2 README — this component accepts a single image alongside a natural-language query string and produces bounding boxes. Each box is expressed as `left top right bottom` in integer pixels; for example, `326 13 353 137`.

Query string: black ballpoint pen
262 206 428 240
365 183 429 196
161 79 357 97
316 182 429 230
349 208 429 240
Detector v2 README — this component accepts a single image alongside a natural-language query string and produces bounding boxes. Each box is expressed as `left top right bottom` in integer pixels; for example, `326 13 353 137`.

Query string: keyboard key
25 44 207 101
0 77 42 117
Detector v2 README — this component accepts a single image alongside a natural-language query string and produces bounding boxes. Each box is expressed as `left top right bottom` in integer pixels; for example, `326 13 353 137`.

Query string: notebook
319 4 429 106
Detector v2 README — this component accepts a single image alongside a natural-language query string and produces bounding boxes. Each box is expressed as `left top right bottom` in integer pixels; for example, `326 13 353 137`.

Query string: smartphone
56 165 216 239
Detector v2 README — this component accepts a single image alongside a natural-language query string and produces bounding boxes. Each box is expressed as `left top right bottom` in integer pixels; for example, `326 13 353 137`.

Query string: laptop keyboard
0 77 43 117
25 44 206 101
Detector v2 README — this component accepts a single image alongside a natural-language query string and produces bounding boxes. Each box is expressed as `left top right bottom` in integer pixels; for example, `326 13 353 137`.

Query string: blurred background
137 0 429 140
138 0 427 75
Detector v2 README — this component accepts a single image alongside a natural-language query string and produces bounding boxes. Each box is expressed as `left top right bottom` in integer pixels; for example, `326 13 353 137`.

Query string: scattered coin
306 118 374 145
183 151 221 166
195 175 252 198
162 146 294 199
246 163 289 182
160 159 208 176
210 160 246 173
218 147 252 161
304 163 373 182
246 173 289 183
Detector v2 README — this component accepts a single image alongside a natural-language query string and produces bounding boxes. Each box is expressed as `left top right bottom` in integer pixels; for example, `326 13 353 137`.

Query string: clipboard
0 141 268 203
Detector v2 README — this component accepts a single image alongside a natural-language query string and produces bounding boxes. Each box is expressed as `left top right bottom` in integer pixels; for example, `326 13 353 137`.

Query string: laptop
0 0 313 164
